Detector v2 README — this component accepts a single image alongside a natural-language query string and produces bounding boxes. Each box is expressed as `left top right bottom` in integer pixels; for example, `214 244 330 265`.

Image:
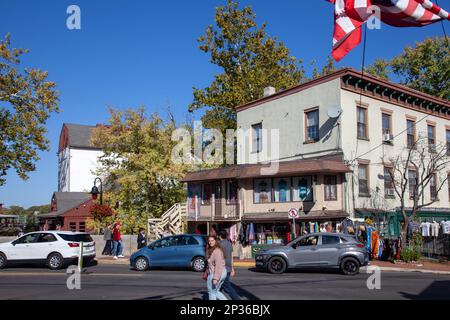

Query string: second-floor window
305 109 319 142
357 107 368 139
382 113 391 135
408 170 417 200
384 167 395 197
446 129 450 155
358 163 370 196
201 183 212 205
430 173 438 201
407 119 415 148
274 178 291 203
254 179 272 203
226 180 238 204
428 124 436 152
324 175 337 201
252 123 262 153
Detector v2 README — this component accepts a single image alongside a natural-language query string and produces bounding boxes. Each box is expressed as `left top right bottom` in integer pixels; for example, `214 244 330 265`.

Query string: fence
421 234 450 259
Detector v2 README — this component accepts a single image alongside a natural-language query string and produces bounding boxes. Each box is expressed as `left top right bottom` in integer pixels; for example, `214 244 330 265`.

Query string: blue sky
0 0 447 208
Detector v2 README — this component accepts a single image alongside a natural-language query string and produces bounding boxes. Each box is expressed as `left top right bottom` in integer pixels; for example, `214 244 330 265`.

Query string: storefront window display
274 178 291 203
292 176 313 202
254 179 272 203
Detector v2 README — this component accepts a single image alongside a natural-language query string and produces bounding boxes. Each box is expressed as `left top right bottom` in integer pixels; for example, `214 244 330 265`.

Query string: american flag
328 0 450 61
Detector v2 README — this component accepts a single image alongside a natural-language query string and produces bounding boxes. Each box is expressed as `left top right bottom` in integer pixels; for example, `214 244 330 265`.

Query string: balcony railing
187 196 241 221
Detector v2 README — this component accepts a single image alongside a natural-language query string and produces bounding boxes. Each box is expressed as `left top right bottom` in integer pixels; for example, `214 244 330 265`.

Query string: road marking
0 272 143 277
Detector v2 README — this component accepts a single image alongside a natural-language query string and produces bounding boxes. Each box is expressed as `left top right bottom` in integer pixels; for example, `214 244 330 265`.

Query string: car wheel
340 257 360 275
192 257 206 272
0 253 7 269
134 256 149 271
267 257 287 274
47 253 64 270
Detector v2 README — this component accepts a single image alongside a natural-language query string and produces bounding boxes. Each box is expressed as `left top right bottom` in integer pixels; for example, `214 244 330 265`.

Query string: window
14 233 39 244
384 167 395 197
358 163 370 196
69 222 76 232
357 107 368 139
321 235 340 245
226 180 238 204
430 173 438 201
408 170 417 200
252 123 262 153
183 236 199 245
324 175 337 201
154 236 178 248
292 176 313 202
201 183 212 205
382 113 392 135
274 178 291 203
79 222 86 232
58 234 93 242
254 179 272 203
37 233 57 243
297 235 319 246
406 119 415 148
448 174 450 201
447 130 450 155
428 124 436 152
305 109 319 142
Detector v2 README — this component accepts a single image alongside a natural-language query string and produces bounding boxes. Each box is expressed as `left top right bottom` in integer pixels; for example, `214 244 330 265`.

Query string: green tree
0 34 59 186
366 37 449 99
91 108 189 234
311 56 337 79
189 0 305 131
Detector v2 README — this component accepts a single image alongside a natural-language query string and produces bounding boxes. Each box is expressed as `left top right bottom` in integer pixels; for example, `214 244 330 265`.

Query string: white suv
0 231 96 270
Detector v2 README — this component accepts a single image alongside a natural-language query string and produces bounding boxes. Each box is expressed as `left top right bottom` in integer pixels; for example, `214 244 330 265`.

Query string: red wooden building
39 192 94 232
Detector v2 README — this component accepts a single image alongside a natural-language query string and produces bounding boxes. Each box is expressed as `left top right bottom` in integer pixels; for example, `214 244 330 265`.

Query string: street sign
288 208 299 219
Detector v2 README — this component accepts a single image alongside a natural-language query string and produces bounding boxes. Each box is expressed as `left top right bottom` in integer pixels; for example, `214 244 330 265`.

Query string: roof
183 155 351 182
241 210 348 222
236 68 450 119
64 123 99 149
39 192 91 218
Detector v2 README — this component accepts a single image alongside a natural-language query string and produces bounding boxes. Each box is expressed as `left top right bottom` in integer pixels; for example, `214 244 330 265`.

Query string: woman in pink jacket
206 235 228 300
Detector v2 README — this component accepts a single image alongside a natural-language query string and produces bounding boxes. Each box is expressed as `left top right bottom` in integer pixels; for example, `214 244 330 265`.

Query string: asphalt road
0 264 449 300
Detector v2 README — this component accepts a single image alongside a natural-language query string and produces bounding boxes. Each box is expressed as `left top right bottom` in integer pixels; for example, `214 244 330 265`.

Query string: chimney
263 86 276 97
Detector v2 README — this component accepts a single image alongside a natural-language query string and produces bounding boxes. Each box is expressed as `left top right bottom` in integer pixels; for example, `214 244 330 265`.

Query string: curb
362 266 450 275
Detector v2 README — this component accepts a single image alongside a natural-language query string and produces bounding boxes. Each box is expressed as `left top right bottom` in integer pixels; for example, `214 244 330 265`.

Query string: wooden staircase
147 203 187 241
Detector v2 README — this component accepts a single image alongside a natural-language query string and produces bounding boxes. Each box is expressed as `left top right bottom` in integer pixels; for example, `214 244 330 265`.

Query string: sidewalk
96 257 450 274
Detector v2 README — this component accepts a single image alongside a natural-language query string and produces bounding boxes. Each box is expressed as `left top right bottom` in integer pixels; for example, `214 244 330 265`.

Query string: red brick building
39 192 94 232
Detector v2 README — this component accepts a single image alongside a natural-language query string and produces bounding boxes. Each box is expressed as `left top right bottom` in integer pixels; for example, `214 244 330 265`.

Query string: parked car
130 234 207 272
255 233 369 275
0 231 96 270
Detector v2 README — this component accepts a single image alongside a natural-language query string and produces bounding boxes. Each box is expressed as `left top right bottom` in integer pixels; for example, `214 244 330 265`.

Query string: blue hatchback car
130 234 207 272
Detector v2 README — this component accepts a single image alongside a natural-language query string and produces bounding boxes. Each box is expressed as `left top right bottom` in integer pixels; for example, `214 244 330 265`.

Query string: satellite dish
327 106 343 118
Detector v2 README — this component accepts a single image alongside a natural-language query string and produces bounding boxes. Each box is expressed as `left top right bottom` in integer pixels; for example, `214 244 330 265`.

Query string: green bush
400 246 422 262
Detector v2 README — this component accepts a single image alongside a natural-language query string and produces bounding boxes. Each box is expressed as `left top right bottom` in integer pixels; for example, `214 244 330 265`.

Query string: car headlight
256 254 270 261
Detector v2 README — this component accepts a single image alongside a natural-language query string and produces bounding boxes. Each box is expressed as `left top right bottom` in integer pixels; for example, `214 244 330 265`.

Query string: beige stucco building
184 68 450 253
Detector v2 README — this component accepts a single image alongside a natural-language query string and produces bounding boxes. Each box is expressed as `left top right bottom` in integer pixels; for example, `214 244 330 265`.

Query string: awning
241 210 348 222
183 155 351 182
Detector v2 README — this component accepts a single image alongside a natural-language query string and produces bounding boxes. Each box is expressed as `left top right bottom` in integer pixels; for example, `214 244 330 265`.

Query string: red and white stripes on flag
328 0 450 61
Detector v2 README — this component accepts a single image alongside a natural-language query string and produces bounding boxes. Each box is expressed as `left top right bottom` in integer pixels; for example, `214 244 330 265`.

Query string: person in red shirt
112 223 124 259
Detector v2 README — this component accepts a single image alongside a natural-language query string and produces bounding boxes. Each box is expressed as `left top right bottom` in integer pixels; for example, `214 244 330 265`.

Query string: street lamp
90 177 103 205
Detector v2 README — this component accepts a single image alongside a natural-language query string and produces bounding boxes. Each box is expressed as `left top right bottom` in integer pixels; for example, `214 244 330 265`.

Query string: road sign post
288 208 299 240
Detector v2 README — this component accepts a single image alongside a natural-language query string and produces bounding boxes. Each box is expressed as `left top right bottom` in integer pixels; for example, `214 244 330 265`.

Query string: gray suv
255 233 369 275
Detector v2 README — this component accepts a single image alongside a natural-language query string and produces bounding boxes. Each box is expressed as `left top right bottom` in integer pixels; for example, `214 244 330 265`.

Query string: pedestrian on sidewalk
218 230 241 300
137 228 147 249
112 223 124 259
206 235 228 300
102 224 113 255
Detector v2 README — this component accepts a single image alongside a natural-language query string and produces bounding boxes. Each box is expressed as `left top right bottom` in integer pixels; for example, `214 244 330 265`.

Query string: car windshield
57 234 93 242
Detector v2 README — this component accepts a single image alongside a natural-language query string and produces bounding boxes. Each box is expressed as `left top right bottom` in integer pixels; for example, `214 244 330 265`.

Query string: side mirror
292 243 297 249
11 241 17 246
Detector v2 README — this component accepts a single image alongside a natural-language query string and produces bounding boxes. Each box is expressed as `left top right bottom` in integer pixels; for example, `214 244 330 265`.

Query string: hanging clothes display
239 223 247 245
248 223 255 244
